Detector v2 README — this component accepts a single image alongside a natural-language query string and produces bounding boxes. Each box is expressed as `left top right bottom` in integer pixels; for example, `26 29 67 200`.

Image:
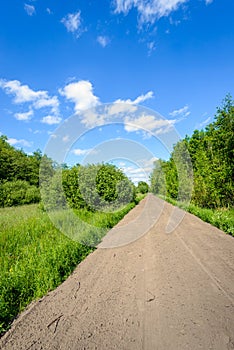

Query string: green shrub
0 180 40 207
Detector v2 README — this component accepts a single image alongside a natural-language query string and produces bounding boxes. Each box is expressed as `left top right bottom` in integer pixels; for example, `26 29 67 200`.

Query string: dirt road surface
1 194 234 349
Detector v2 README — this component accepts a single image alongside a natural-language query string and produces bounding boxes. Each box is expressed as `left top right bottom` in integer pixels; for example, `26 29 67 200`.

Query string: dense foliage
41 163 136 212
0 136 53 207
0 136 136 209
136 181 149 194
150 95 234 209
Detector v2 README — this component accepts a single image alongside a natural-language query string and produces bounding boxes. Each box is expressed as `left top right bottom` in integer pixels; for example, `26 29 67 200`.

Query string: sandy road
1 194 234 349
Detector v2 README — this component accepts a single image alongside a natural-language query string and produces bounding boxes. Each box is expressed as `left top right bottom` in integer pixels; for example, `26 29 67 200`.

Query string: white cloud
59 80 100 112
14 109 33 121
108 91 154 115
120 157 158 184
107 103 137 116
33 95 59 115
0 79 60 118
124 114 176 134
205 0 213 4
115 91 154 105
97 36 110 47
8 138 32 147
24 4 36 16
41 115 62 125
46 8 52 15
0 79 47 103
72 148 91 156
147 41 156 55
113 0 188 24
198 116 211 128
61 11 83 37
169 105 190 118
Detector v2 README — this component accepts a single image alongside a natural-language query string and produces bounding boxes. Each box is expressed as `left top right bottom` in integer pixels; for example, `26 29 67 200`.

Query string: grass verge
0 200 137 335
159 195 234 237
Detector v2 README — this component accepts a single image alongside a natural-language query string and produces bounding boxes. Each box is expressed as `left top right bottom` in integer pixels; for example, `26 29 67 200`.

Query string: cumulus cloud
0 79 60 119
8 138 32 147
119 157 157 184
113 0 188 24
24 4 36 16
169 105 190 118
72 148 92 156
97 36 110 47
59 80 100 112
41 115 62 125
107 103 137 116
124 114 176 135
61 11 83 37
0 79 47 103
33 96 59 115
14 109 33 121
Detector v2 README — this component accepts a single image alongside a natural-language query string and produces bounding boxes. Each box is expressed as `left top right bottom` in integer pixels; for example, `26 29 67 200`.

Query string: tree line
0 135 149 208
150 94 234 209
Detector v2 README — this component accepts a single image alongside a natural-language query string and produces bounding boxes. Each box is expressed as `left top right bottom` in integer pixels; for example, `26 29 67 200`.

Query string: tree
150 94 234 209
136 181 149 194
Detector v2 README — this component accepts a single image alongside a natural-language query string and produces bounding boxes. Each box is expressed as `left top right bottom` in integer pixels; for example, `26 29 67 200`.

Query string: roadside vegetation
0 137 148 335
158 196 234 236
0 200 139 335
150 95 234 236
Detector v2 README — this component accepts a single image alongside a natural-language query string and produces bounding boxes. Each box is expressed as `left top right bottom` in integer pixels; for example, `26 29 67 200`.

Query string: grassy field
0 201 137 335
160 196 234 236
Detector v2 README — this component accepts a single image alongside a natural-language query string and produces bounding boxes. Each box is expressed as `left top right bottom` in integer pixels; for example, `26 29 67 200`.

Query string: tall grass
159 195 234 236
0 201 136 335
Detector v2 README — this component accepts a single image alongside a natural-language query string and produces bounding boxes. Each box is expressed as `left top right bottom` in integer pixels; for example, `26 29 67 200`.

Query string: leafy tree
150 94 234 209
150 159 166 195
136 181 149 194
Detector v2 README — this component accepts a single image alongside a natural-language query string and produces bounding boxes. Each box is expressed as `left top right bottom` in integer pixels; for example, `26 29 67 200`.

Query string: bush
0 180 40 207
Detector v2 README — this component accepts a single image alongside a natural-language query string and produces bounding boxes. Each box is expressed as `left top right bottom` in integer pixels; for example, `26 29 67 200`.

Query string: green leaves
136 181 149 194
62 163 135 211
150 94 234 209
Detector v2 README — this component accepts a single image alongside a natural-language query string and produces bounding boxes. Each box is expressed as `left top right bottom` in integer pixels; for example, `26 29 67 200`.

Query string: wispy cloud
0 79 60 120
61 11 84 37
113 0 188 25
97 36 110 47
147 41 156 55
59 80 100 112
169 105 190 118
41 115 62 125
14 109 33 121
115 91 154 105
198 115 211 128
205 0 213 4
8 137 32 147
105 91 154 117
24 4 36 16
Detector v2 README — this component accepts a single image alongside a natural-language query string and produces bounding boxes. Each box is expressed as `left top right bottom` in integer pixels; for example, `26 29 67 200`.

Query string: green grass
0 201 137 335
158 195 234 236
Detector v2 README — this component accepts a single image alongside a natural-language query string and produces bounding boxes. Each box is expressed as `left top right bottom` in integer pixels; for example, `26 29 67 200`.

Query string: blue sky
0 0 233 183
